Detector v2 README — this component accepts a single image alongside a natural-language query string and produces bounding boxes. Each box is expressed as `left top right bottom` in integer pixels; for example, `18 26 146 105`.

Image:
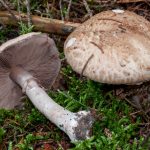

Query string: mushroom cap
64 10 150 85
0 32 61 109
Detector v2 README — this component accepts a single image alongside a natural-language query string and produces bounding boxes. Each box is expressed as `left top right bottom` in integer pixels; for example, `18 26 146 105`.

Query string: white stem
10 66 94 142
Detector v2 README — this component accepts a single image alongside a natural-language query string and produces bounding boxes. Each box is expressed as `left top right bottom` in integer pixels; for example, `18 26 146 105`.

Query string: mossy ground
0 1 150 149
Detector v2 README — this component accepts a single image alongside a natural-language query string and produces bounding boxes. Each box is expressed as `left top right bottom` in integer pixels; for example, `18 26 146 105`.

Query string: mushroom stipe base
9 65 94 142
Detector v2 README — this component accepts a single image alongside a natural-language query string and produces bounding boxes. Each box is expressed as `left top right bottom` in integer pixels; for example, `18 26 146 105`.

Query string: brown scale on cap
64 10 150 85
0 33 60 109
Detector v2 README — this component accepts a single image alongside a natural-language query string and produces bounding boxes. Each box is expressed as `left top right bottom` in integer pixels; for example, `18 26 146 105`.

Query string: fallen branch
0 11 80 35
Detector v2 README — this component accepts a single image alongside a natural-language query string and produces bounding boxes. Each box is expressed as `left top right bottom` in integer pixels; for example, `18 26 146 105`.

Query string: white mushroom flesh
9 59 94 143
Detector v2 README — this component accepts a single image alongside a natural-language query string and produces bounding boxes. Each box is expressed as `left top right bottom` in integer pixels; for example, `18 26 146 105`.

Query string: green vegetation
0 26 19 44
18 22 34 35
0 1 150 148
0 52 148 149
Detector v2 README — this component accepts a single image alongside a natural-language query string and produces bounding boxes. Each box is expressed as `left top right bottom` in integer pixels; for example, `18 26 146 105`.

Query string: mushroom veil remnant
64 10 150 85
0 32 94 142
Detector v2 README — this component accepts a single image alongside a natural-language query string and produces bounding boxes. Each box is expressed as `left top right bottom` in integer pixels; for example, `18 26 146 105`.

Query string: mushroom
64 10 150 85
0 32 94 142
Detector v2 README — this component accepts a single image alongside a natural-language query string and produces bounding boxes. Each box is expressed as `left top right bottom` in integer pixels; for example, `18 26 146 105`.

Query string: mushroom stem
9 66 94 142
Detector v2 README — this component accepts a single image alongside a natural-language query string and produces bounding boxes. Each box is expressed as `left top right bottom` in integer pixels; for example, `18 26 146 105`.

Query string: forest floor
0 0 150 150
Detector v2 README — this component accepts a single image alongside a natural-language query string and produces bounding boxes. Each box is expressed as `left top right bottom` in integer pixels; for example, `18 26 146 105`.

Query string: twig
25 0 32 26
124 97 150 122
0 17 4 27
0 0 17 20
82 0 93 17
65 0 72 21
141 131 150 149
81 54 94 76
130 110 142 116
59 0 64 21
124 98 139 109
117 0 146 3
17 0 21 21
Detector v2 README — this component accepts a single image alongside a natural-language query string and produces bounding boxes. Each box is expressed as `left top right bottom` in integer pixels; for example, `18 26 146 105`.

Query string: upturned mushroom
0 32 94 142
64 10 150 85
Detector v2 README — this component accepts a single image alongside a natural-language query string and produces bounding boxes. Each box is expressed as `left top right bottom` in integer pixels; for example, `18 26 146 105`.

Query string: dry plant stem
10 66 94 142
86 0 146 3
25 0 32 26
83 0 92 17
0 11 80 35
65 0 72 20
17 0 21 21
0 0 17 20
141 131 150 147
117 0 146 3
59 0 64 21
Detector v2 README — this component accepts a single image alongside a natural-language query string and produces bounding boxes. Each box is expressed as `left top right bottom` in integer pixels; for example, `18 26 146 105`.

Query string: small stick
125 97 150 122
117 0 146 3
17 0 21 21
83 0 93 17
65 0 72 21
59 0 64 21
0 0 17 21
124 98 141 109
25 0 32 26
141 131 150 149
